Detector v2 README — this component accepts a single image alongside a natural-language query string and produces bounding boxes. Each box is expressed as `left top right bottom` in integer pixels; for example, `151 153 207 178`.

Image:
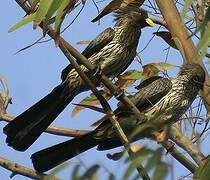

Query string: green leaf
145 148 162 171
123 159 144 180
190 7 210 61
82 164 99 179
46 0 63 20
31 0 40 10
192 22 210 61
193 158 210 180
34 0 54 27
157 62 176 70
123 148 153 180
71 165 81 180
152 162 168 180
72 90 112 117
42 162 70 180
181 0 193 19
55 0 71 32
121 70 143 80
8 13 36 32
77 90 112 105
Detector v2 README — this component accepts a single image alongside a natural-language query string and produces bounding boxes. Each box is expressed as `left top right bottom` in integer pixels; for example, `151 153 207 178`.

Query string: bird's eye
192 76 200 83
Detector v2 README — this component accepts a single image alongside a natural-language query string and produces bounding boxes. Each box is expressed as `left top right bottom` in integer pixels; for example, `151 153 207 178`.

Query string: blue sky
0 1 209 180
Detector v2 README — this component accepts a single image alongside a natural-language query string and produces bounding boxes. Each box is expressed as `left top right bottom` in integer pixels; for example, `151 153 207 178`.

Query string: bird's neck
114 24 141 46
172 77 199 100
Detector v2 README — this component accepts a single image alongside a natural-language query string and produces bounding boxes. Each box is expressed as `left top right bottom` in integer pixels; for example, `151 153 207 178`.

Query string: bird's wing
130 77 172 111
81 27 115 58
61 27 115 81
94 77 172 150
112 77 172 116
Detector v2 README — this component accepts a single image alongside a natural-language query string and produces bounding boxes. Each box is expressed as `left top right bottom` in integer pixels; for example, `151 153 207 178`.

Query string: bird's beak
146 18 155 27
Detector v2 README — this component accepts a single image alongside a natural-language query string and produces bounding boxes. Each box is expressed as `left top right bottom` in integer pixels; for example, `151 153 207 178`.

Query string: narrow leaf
82 164 99 178
152 162 168 180
120 70 143 80
181 0 193 19
71 90 112 117
76 40 91 45
156 62 176 70
91 0 124 22
193 158 210 180
8 13 36 32
71 165 81 180
46 0 63 20
72 103 106 114
34 0 54 28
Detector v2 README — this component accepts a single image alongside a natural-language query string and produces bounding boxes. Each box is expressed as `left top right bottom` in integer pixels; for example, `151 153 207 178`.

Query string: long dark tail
3 83 79 151
31 133 98 173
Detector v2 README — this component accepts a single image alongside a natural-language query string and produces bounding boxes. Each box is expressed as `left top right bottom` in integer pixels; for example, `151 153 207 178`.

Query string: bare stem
169 129 206 166
0 156 60 180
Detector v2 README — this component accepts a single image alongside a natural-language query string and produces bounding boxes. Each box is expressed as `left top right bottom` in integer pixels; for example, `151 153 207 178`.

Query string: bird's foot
93 64 102 78
115 90 125 100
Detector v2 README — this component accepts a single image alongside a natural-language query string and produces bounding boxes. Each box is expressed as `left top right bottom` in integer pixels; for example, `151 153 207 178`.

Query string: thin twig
0 74 11 116
0 156 60 180
0 113 90 137
150 17 168 28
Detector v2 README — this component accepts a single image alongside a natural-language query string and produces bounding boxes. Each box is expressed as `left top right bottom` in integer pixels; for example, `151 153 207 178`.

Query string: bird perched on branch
31 63 205 172
4 6 154 151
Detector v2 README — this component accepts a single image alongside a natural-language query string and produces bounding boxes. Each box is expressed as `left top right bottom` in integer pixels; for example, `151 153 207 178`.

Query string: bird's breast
144 87 191 125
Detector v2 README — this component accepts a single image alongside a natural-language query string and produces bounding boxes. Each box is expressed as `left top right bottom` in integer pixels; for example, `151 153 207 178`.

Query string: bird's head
113 6 154 28
178 63 205 90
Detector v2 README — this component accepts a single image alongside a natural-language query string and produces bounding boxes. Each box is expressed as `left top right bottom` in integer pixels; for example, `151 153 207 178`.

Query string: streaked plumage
31 63 205 172
4 6 154 151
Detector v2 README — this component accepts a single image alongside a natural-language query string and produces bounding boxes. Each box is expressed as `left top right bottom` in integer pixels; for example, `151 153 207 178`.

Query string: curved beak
146 18 155 27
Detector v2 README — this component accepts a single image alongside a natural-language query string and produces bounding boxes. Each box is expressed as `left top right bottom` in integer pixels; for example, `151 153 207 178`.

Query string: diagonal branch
169 129 206 166
161 140 197 173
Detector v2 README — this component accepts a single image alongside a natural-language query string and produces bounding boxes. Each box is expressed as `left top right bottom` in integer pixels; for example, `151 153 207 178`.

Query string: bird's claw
115 90 125 100
93 64 102 77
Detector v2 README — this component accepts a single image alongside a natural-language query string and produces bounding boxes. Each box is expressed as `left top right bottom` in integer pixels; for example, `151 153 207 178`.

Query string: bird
3 6 155 151
31 63 205 172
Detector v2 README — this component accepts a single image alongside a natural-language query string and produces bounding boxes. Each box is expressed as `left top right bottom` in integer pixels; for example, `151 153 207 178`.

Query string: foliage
2 0 209 180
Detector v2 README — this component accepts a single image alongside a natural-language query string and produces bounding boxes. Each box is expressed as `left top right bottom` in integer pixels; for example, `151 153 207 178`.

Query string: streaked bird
31 63 205 172
4 6 154 151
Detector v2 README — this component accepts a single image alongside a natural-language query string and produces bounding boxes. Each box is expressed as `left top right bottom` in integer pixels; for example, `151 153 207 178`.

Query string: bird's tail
3 83 79 151
31 133 98 172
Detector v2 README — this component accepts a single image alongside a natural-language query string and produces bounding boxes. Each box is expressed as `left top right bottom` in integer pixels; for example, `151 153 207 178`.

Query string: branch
161 140 197 173
0 73 90 138
169 129 206 166
0 156 60 180
150 17 167 29
155 0 210 114
0 73 11 115
0 113 90 137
